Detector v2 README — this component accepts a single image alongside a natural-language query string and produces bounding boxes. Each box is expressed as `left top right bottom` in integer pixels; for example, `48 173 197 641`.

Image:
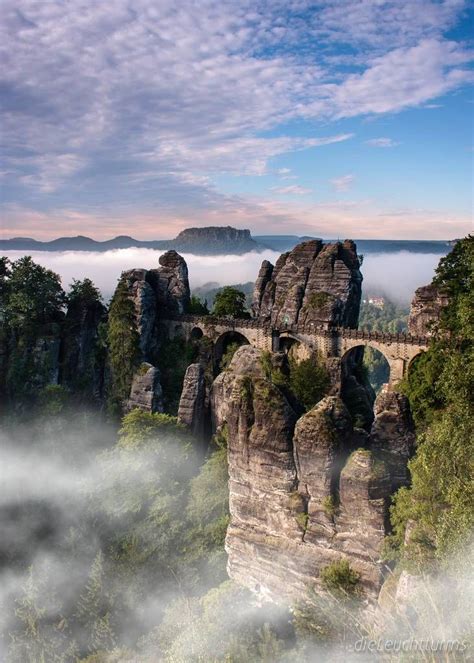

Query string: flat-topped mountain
0 226 260 255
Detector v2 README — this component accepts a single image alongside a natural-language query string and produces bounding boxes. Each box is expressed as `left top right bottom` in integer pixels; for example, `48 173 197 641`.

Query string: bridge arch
340 343 393 431
190 326 204 340
278 332 311 361
214 330 250 373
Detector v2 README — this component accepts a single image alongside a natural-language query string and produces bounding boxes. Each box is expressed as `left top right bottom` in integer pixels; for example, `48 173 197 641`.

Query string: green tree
391 235 474 566
187 295 209 315
76 552 116 654
67 278 103 307
212 287 249 318
106 276 140 412
8 568 77 663
289 356 329 412
6 256 66 334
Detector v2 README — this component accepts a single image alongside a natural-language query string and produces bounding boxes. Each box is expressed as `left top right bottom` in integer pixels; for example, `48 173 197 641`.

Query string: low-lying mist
1 248 442 303
1 415 472 662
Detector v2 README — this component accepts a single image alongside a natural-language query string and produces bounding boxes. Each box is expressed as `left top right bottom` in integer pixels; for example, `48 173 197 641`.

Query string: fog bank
1 248 441 303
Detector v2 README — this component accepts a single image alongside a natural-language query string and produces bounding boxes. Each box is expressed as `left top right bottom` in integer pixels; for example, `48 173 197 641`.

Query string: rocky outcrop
178 363 207 439
173 226 259 255
61 296 106 398
408 284 448 336
215 346 395 602
126 363 163 413
119 250 191 363
252 240 362 328
370 388 416 491
149 250 190 315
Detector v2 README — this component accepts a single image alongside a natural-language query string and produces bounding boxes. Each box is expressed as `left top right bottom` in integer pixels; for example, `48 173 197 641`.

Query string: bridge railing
165 314 428 346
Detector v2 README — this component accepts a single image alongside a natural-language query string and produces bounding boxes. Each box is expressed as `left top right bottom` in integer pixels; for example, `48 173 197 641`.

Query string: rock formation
213 346 397 602
126 363 163 413
116 251 190 412
61 294 107 398
178 363 208 439
173 226 259 254
121 250 191 363
252 240 362 328
408 284 448 336
370 388 416 491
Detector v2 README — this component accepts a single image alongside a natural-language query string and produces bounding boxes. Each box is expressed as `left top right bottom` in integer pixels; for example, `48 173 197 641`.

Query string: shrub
320 559 360 596
289 356 329 412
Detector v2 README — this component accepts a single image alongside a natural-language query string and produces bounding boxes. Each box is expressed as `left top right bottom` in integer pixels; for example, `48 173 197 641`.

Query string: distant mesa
0 226 261 256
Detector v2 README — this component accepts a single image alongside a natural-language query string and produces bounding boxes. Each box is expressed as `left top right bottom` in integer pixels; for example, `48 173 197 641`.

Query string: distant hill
0 226 260 256
255 235 453 255
1 227 453 256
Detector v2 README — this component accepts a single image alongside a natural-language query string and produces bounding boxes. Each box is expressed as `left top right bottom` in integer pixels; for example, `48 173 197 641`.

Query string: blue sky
0 0 472 240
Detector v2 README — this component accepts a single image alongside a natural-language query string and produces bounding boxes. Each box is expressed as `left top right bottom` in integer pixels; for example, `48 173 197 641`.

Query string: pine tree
8 567 77 663
107 276 140 411
76 552 116 654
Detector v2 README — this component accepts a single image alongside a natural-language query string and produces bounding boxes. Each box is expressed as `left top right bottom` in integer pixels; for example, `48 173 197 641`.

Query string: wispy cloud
329 174 355 191
366 138 400 148
0 0 471 238
271 185 312 195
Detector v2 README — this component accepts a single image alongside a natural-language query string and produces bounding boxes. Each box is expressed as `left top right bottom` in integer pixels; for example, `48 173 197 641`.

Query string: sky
0 0 473 241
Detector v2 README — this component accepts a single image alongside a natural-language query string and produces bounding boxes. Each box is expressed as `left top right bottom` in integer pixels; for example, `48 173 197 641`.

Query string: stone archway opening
214 331 250 374
278 335 311 363
190 326 204 340
341 344 391 431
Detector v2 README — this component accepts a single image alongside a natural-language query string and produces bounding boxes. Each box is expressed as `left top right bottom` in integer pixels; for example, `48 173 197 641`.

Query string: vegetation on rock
211 286 249 318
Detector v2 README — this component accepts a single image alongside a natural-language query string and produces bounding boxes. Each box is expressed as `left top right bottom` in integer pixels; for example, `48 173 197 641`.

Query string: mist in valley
1 415 472 662
1 248 443 305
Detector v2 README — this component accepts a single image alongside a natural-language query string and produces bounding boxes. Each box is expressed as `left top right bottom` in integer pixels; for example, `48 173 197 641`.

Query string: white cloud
329 174 354 191
0 1 470 202
366 138 399 148
313 39 473 120
271 184 312 195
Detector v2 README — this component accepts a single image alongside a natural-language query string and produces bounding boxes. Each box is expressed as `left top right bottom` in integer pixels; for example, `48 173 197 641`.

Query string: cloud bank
1 248 442 303
0 1 472 239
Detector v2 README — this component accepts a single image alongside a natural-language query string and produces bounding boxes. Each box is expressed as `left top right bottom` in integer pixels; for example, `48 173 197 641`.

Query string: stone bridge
164 314 428 386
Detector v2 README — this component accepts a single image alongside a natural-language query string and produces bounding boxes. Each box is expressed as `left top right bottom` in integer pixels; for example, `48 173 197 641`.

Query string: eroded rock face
370 388 416 491
61 296 107 399
119 250 191 362
178 363 207 439
215 346 395 602
253 240 362 328
126 363 163 413
408 284 448 336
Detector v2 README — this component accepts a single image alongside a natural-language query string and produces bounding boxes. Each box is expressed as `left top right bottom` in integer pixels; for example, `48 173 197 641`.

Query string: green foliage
306 291 331 310
359 298 409 333
187 294 209 315
3 256 66 334
362 346 389 394
212 286 249 318
76 552 116 654
321 495 338 519
8 568 78 663
187 447 229 527
288 356 329 412
118 409 187 448
219 341 240 371
390 235 474 567
0 256 67 405
106 276 140 413
320 559 360 597
36 384 70 417
157 336 198 414
68 278 102 307
152 581 288 662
